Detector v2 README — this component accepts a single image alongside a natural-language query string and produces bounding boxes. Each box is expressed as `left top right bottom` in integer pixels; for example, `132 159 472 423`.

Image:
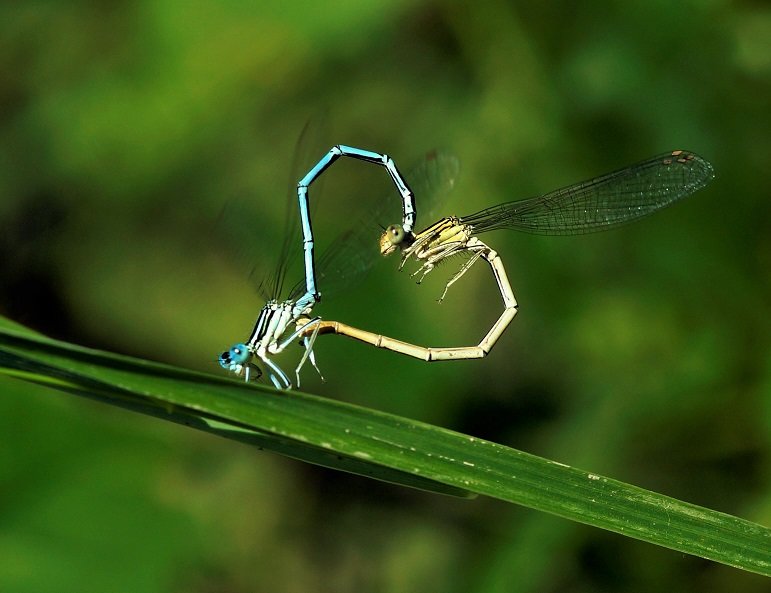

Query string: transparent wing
288 151 460 300
412 150 461 225
215 119 328 301
461 150 714 235
259 118 329 299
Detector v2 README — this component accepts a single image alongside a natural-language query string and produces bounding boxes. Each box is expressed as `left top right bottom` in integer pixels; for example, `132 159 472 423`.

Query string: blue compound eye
219 344 250 369
228 343 250 365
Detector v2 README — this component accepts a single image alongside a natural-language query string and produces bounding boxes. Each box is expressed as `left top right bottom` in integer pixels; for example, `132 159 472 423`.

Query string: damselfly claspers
218 144 456 388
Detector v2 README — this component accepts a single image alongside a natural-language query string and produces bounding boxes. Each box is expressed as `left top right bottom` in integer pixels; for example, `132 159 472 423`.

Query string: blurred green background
1 1 769 591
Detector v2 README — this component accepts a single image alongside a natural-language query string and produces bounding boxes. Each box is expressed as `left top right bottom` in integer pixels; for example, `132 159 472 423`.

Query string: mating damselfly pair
218 142 714 389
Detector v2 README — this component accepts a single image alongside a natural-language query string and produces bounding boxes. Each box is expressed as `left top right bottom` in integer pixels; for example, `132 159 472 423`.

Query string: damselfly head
219 343 253 374
380 224 409 256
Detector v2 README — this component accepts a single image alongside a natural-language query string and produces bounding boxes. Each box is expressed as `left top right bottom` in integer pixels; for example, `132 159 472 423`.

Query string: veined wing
461 150 714 235
288 151 460 300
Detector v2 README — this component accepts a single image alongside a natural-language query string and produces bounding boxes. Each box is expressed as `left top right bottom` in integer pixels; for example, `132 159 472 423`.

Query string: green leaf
1 317 769 576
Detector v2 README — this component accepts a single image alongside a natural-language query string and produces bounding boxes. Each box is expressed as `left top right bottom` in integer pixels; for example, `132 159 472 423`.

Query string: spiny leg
278 316 322 350
409 244 453 282
410 242 464 284
305 333 324 380
261 354 292 390
412 261 435 283
438 247 486 302
399 234 432 271
273 316 321 385
243 363 263 384
295 319 324 386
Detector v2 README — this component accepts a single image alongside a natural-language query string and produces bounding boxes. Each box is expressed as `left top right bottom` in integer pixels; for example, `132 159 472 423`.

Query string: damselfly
218 141 457 388
304 150 714 361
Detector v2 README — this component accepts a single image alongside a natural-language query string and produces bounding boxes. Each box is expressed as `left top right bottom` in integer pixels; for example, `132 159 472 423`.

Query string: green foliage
2 317 769 577
2 1 770 591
